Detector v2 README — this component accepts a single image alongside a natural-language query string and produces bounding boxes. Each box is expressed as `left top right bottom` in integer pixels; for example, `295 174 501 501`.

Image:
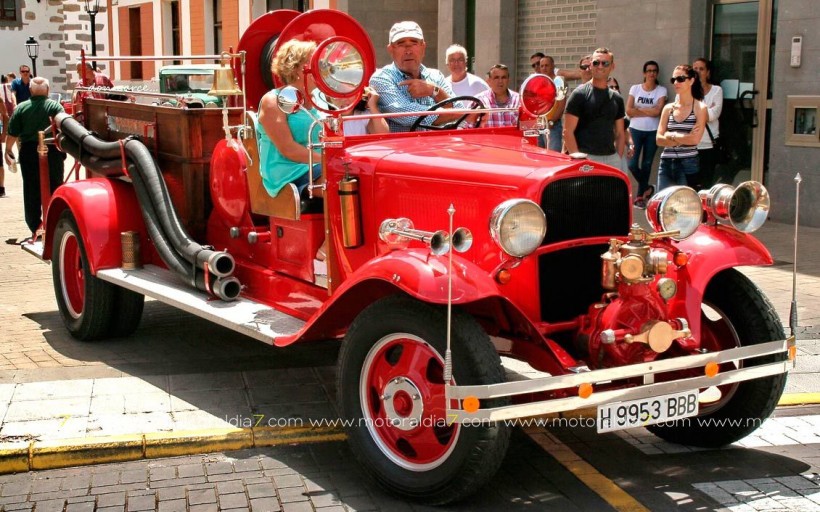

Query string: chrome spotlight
699 181 769 233
645 186 702 240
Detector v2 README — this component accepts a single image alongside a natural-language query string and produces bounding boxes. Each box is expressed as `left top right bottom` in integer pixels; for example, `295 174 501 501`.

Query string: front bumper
446 337 795 422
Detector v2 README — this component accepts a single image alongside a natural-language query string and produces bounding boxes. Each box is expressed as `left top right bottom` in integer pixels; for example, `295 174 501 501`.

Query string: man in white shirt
445 44 489 97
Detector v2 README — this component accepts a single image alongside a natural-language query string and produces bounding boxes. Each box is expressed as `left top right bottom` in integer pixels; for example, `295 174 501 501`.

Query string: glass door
711 0 774 184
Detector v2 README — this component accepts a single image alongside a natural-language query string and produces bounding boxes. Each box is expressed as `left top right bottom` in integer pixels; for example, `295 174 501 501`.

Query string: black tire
337 295 510 505
109 287 144 338
647 269 787 447
52 210 117 340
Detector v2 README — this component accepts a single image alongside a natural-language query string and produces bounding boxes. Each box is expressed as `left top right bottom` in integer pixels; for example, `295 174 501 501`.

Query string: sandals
642 185 655 200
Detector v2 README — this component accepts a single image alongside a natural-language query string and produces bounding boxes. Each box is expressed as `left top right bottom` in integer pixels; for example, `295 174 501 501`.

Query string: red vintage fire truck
25 9 794 505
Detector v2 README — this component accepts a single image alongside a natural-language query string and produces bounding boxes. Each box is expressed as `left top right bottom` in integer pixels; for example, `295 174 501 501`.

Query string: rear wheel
109 286 144 338
648 269 787 447
337 296 510 504
52 211 143 340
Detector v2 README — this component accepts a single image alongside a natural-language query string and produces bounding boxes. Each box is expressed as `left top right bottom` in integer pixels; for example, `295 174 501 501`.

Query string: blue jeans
548 118 563 152
658 156 699 191
628 128 658 197
292 163 322 195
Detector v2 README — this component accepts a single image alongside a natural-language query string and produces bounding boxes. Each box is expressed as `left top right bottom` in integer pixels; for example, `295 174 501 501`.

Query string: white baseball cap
389 21 424 44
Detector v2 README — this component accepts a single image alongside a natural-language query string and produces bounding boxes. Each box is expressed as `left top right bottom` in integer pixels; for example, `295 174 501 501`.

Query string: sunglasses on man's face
670 75 689 84
591 60 611 68
579 64 590 71
20 70 30 74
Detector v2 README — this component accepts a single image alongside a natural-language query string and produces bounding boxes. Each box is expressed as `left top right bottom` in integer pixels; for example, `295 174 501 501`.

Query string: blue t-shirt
257 89 320 196
11 78 31 103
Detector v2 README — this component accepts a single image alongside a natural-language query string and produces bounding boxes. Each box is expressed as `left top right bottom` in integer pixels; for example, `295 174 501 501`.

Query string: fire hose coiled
54 113 241 301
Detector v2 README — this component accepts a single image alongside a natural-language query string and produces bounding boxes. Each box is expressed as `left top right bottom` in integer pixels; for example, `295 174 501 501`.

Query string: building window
266 0 305 11
171 0 181 64
1 0 20 24
213 0 222 53
129 7 142 79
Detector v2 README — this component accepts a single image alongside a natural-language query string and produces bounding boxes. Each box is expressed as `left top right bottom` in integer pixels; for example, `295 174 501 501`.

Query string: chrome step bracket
96 265 305 344
21 240 45 260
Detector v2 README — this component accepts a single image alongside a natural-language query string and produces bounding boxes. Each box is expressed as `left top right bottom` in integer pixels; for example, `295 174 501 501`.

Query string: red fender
284 248 515 347
334 248 502 304
44 179 146 273
669 224 773 339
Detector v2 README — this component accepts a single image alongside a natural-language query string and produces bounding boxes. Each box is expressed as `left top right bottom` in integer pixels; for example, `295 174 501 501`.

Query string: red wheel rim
360 334 459 470
59 232 85 319
696 302 742 414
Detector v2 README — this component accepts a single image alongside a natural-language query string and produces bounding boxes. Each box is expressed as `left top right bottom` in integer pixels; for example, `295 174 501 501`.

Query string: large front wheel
337 296 510 505
648 269 787 446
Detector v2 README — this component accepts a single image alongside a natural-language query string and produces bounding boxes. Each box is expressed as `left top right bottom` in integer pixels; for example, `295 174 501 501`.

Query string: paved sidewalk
1 169 818 471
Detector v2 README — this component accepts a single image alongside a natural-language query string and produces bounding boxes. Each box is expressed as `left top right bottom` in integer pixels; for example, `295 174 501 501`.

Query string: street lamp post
84 0 100 70
24 37 39 77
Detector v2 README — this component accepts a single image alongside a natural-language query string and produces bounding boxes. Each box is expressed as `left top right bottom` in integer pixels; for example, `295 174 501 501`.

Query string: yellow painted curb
0 442 31 474
253 425 346 447
0 425 348 475
778 393 820 406
144 429 253 459
30 435 144 471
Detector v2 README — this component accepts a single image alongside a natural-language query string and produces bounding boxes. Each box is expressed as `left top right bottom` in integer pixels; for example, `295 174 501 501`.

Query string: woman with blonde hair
257 40 322 198
656 64 707 191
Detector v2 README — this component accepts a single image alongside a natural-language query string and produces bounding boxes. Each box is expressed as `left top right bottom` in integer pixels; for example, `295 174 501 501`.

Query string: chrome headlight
645 186 702 240
699 181 769 233
490 199 546 257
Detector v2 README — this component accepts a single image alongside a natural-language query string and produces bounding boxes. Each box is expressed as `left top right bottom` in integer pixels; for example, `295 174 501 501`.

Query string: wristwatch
431 84 440 97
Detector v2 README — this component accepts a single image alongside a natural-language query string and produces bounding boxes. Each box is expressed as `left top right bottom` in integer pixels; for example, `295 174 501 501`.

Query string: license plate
597 390 699 433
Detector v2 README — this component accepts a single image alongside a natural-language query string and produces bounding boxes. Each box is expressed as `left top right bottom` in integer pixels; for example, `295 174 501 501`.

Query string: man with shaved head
4 77 65 238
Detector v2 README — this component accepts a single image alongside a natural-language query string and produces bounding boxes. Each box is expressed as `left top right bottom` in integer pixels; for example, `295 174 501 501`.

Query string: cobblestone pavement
1 407 820 511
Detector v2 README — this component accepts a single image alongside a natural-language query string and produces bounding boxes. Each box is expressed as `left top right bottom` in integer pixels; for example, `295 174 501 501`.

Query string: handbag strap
705 123 716 144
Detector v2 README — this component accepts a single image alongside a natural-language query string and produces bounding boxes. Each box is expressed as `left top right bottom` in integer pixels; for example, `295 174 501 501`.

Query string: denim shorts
292 163 322 194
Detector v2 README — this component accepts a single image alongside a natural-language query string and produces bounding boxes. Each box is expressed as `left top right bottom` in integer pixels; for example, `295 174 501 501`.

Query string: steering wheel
410 95 485 132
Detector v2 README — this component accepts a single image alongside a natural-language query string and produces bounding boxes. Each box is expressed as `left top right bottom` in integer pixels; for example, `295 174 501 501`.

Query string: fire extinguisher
339 162 362 248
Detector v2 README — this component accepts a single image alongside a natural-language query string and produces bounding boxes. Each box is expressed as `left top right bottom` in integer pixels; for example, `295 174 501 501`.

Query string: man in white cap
369 21 457 132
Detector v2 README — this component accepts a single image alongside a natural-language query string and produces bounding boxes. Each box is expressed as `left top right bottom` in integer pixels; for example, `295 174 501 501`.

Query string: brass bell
208 53 242 97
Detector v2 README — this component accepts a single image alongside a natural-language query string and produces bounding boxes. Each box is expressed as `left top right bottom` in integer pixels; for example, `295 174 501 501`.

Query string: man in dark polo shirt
4 77 65 237
563 47 626 169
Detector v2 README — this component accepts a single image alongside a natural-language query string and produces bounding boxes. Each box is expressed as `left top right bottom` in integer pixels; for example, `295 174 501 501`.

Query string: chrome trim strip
447 359 790 422
449 338 793 400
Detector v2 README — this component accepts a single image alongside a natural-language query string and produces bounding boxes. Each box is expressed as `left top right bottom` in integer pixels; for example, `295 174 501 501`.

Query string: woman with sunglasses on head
626 61 667 207
693 58 723 189
655 65 707 191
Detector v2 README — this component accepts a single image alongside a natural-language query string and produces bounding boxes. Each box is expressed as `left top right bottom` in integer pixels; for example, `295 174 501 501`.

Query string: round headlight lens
645 186 702 240
490 199 546 257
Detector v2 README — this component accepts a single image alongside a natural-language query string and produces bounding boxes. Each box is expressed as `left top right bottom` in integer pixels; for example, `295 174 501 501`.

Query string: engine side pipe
55 113 236 279
124 161 239 301
122 139 236 278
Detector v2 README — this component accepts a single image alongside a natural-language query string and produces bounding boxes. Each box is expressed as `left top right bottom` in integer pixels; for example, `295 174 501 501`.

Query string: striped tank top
661 106 698 159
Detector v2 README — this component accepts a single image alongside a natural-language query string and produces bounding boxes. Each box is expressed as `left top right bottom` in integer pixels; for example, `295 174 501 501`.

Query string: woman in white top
626 60 667 207
693 58 723 189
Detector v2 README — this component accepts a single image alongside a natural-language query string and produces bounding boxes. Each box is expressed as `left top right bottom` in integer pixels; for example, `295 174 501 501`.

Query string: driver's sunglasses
591 60 611 68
